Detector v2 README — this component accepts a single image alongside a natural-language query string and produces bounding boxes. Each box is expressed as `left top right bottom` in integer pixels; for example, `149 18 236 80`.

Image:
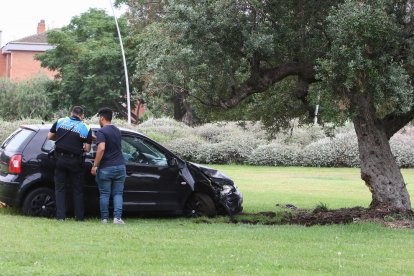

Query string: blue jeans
96 165 126 220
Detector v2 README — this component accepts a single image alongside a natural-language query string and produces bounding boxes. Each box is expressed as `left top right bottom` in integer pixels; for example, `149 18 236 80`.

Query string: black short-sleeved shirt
96 125 125 168
50 116 92 155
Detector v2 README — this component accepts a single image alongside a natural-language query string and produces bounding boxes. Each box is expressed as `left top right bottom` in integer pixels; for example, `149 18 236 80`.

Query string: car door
41 133 100 214
83 142 100 214
121 134 190 212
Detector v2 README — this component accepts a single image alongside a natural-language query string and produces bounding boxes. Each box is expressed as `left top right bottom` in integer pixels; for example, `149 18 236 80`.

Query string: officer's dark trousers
54 154 84 220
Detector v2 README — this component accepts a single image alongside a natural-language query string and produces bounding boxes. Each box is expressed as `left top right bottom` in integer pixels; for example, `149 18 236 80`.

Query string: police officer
48 106 92 221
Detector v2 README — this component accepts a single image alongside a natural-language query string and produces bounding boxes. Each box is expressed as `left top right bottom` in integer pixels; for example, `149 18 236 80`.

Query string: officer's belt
55 150 80 158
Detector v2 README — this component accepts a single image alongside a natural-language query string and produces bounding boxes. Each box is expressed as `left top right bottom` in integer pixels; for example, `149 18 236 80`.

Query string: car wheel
22 187 56 218
184 193 216 217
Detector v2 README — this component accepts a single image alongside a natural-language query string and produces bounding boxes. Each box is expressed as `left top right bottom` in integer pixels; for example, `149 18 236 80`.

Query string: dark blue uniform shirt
50 116 92 155
96 125 125 168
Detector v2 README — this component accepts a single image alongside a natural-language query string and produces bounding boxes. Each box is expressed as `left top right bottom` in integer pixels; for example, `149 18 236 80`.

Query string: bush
300 138 337 167
196 139 255 164
164 136 205 161
248 142 299 166
137 117 191 143
0 76 52 120
390 134 414 168
194 122 264 164
299 132 359 167
193 122 227 143
0 118 45 143
281 124 327 146
330 133 360 167
2 116 414 168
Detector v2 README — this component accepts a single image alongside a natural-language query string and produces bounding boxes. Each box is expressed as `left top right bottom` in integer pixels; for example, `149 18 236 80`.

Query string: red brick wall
5 51 55 81
0 53 7 78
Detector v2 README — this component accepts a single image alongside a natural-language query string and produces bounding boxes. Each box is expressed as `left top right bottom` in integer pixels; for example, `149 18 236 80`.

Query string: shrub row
1 117 414 168
134 118 414 168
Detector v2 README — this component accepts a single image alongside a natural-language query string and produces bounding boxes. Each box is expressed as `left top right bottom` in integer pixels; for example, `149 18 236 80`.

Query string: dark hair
72 106 84 116
98 107 113 121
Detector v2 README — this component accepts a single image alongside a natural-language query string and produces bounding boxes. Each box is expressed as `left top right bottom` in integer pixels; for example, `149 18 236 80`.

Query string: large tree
317 0 414 210
36 9 138 118
125 0 414 211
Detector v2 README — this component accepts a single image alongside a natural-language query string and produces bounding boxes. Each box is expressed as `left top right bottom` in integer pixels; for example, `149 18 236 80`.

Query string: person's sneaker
102 219 108 224
113 218 125 224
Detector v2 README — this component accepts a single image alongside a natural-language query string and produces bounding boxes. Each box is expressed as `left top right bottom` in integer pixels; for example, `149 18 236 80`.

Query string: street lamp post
108 0 131 125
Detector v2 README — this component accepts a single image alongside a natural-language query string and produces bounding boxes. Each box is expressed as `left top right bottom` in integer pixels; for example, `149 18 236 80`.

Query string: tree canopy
36 8 137 116
122 0 414 210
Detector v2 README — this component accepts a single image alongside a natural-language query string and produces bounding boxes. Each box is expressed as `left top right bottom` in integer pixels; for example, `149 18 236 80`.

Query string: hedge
1 117 414 168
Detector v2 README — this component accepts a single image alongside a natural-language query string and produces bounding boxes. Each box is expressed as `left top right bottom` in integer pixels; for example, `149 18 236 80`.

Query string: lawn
1 166 414 275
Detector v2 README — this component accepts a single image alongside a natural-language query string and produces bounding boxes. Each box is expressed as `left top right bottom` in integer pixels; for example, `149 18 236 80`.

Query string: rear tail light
9 154 22 174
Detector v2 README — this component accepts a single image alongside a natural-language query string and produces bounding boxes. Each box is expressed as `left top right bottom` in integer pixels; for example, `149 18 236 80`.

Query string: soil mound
290 206 414 227
229 207 414 228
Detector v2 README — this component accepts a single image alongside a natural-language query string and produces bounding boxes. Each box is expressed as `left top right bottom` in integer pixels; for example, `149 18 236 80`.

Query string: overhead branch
382 106 414 139
217 61 316 109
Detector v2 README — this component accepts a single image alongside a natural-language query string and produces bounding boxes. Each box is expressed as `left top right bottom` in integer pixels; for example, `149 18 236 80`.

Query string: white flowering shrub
299 138 337 167
390 133 414 168
196 134 260 164
2 117 414 167
330 133 360 167
282 124 327 146
164 136 205 162
248 142 300 166
188 122 264 164
194 122 227 143
299 132 359 167
136 117 191 143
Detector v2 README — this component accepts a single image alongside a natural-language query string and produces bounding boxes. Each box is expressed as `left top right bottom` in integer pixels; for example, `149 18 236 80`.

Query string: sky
0 0 126 47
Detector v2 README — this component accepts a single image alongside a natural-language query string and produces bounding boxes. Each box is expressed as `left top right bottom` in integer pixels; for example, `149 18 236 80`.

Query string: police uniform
50 116 92 220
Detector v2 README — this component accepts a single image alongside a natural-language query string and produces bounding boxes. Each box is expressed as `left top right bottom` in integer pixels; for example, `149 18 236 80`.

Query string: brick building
0 20 55 81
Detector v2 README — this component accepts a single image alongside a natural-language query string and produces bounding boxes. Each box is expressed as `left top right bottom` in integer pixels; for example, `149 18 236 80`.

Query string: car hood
188 162 234 185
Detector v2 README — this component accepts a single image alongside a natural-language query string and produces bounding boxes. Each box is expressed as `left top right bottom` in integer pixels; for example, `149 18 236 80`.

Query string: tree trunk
172 93 197 126
352 98 412 211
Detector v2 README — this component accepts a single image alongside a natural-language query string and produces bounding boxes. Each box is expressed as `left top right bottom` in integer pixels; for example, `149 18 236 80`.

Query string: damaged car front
188 163 243 215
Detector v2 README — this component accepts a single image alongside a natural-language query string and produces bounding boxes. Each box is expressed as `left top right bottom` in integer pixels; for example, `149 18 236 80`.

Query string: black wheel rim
29 193 55 217
185 197 206 217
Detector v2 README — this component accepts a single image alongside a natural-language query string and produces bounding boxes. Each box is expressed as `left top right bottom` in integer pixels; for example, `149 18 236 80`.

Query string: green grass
1 166 414 275
213 166 374 213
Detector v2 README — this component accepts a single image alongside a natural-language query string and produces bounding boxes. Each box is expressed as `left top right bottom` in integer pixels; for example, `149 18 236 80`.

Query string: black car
0 124 242 218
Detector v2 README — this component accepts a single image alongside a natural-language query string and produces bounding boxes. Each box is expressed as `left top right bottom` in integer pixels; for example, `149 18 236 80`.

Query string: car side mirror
169 157 178 167
169 157 184 169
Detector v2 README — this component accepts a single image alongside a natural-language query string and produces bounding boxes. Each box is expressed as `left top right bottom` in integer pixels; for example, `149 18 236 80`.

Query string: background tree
119 0 211 124
124 0 414 211
36 9 138 118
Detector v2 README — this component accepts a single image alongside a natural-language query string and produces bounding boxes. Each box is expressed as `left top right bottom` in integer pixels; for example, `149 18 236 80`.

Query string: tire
184 193 217 217
22 187 56 218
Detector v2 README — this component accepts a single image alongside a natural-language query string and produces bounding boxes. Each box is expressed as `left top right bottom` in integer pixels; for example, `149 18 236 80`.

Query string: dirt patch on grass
290 207 414 227
225 207 414 228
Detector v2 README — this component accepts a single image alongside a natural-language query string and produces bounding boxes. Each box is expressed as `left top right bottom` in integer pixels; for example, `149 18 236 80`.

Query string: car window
1 128 35 152
122 136 168 166
84 130 98 158
42 139 55 152
43 133 96 156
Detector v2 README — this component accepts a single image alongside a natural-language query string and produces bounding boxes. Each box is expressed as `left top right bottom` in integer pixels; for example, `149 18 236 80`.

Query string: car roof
19 123 180 160
20 124 145 136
